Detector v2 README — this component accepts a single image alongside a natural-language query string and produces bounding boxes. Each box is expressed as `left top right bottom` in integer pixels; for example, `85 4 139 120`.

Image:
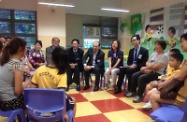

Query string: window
0 9 37 47
0 9 11 19
14 10 36 21
0 22 11 33
15 23 36 34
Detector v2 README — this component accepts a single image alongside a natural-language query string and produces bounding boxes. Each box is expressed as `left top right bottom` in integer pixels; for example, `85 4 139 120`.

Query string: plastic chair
0 109 26 122
150 97 187 122
24 88 74 122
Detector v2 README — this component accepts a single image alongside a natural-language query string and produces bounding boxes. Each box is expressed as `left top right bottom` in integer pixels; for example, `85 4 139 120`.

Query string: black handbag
160 78 184 99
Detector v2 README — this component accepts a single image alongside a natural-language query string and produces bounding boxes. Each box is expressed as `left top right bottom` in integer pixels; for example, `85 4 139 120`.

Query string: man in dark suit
67 39 84 91
114 35 148 95
46 37 63 64
83 41 105 91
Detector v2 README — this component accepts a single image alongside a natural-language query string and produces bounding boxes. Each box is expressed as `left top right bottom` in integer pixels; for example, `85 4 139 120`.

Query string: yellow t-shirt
170 37 177 44
32 65 67 89
174 58 187 107
165 67 180 80
158 64 180 80
146 33 152 40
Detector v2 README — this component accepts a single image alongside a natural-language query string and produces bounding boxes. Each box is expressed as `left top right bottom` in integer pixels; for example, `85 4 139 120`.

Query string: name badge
138 54 142 59
97 60 100 62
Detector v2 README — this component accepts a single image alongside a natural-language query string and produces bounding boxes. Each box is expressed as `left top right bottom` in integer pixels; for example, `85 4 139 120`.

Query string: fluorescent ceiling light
38 2 74 7
101 8 129 13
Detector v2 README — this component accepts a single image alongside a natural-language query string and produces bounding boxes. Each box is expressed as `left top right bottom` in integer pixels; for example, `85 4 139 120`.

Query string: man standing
67 39 84 91
114 35 148 95
46 37 63 64
83 41 105 91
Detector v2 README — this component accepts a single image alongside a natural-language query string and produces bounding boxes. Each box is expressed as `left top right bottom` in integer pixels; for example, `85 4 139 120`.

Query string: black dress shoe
114 88 121 94
76 85 80 91
83 85 90 90
125 92 135 97
93 86 99 91
133 96 142 103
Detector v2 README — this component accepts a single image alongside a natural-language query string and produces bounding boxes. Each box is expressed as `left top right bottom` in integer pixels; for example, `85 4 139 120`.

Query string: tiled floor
67 83 154 122
0 83 154 122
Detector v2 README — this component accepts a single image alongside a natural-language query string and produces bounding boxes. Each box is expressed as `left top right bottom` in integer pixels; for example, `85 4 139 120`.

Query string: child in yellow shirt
142 49 183 109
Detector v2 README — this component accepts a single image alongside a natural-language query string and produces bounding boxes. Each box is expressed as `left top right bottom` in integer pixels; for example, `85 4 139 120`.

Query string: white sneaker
142 101 152 109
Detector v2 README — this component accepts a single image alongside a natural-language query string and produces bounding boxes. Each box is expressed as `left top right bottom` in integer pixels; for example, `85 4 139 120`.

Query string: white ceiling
35 0 187 17
64 0 123 17
50 0 187 17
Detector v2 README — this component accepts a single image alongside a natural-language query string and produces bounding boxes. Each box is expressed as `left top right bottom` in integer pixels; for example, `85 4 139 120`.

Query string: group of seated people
0 37 76 120
66 33 187 113
0 32 187 120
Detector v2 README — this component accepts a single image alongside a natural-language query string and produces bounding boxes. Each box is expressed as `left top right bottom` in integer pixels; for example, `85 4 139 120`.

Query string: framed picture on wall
83 26 100 38
83 38 99 49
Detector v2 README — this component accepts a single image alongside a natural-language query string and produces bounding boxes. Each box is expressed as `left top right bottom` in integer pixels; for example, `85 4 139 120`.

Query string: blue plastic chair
150 97 187 122
24 88 74 122
0 109 26 122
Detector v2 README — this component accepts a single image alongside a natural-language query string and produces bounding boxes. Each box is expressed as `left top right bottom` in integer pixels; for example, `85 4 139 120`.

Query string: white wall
37 4 66 48
0 0 37 10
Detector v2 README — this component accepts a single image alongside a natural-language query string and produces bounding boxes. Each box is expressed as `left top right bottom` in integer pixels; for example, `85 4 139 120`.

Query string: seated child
142 52 183 110
30 47 76 121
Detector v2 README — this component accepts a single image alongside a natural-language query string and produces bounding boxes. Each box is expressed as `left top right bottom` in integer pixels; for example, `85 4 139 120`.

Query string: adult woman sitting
104 40 123 90
149 33 187 110
30 47 76 120
0 37 30 111
28 40 45 69
128 40 168 103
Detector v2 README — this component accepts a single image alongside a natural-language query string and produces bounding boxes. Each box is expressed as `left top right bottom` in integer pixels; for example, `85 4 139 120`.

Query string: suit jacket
83 48 105 70
67 47 84 71
46 45 64 64
127 46 148 70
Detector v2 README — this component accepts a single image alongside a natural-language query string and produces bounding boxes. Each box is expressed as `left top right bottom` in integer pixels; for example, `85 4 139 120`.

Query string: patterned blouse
28 49 45 69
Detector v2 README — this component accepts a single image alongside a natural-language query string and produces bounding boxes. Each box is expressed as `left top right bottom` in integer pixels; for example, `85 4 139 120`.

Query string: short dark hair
170 48 181 55
111 40 120 50
51 47 69 74
155 40 167 50
168 27 176 35
131 34 141 43
35 40 42 47
181 33 187 41
145 25 151 32
170 53 183 64
71 39 79 44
